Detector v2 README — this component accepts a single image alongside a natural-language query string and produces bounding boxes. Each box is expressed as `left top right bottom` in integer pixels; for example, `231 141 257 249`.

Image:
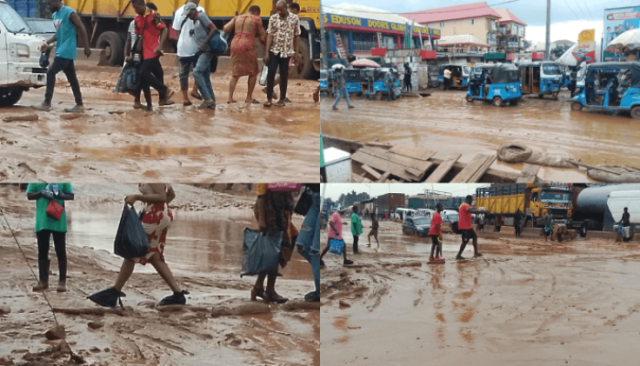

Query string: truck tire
631 106 640 120
0 89 23 107
289 38 316 80
96 32 124 67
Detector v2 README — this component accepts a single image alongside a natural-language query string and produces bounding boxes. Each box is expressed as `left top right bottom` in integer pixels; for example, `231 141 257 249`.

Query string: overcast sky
321 184 488 201
322 0 640 43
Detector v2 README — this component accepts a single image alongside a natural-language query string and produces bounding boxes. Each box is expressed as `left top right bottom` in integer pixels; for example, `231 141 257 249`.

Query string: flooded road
0 65 320 182
321 219 640 365
321 90 640 182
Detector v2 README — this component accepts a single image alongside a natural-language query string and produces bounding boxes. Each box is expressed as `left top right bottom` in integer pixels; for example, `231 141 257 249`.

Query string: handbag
209 31 229 54
46 200 64 221
294 186 313 216
268 183 302 192
241 228 283 277
133 15 148 55
259 65 269 86
329 238 345 256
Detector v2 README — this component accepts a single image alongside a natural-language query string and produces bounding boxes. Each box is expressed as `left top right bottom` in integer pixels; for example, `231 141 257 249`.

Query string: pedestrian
180 2 218 109
331 65 353 110
404 62 412 92
173 0 207 106
264 0 301 107
295 184 321 302
89 184 189 307
621 207 631 243
443 67 451 90
320 208 354 266
27 183 74 292
132 0 175 108
429 203 444 261
367 214 380 249
269 2 302 103
385 69 399 101
225 5 266 104
33 0 91 112
543 213 553 241
514 209 523 237
351 206 363 254
456 195 483 260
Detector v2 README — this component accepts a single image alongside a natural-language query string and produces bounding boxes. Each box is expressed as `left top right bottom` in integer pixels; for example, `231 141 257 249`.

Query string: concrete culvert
497 143 533 163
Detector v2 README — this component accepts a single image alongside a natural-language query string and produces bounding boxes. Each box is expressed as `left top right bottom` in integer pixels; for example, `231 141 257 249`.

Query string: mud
320 218 640 365
321 89 640 182
0 65 319 183
0 184 318 366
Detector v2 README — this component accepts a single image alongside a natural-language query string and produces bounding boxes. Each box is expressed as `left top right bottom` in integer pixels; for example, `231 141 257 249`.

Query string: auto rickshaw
518 61 564 99
320 69 333 96
360 68 400 100
466 63 522 106
571 62 640 119
437 64 470 90
343 68 363 94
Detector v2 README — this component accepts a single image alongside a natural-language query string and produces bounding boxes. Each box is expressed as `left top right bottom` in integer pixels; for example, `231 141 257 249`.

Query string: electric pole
319 5 328 69
545 0 551 59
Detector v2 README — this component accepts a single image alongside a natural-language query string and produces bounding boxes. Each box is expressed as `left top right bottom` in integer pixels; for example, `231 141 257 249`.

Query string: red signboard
506 53 515 61
532 52 545 60
371 48 387 56
421 50 437 59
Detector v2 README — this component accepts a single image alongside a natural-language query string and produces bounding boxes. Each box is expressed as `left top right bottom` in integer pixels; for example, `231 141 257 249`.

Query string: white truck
0 0 47 107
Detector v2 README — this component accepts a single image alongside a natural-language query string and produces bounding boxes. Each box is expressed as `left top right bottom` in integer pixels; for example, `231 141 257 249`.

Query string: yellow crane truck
475 184 574 228
64 0 321 79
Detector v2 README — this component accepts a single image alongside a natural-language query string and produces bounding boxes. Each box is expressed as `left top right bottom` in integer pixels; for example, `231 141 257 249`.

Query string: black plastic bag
210 54 219 74
114 205 149 259
115 62 141 95
241 228 282 277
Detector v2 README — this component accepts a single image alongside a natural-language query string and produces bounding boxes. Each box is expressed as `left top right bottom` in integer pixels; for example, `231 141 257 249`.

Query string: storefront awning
484 53 507 60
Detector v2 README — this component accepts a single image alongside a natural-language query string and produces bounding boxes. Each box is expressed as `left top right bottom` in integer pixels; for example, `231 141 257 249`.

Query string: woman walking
27 183 75 292
89 184 188 307
224 5 266 104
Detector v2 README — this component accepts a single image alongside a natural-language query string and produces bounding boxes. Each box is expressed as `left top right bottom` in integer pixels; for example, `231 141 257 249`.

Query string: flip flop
190 92 202 100
245 99 261 104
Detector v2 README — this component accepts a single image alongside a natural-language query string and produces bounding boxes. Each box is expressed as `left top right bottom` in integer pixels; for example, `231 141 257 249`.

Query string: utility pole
319 5 328 69
545 0 551 59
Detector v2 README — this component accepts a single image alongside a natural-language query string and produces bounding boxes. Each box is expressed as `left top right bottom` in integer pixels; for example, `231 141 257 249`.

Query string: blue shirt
53 6 77 60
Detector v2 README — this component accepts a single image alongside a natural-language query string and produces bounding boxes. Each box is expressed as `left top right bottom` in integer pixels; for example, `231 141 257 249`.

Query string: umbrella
351 59 381 68
608 29 640 51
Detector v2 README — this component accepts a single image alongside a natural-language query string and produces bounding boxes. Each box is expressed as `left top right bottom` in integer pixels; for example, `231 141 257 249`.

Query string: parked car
24 18 56 41
402 215 432 237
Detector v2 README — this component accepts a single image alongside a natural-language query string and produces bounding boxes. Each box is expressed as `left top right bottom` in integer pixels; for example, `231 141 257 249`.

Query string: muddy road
0 66 320 183
320 219 640 365
0 184 319 366
321 90 640 182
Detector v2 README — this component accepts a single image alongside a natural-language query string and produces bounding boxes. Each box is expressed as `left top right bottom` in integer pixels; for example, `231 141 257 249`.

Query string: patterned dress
230 15 265 77
134 183 174 265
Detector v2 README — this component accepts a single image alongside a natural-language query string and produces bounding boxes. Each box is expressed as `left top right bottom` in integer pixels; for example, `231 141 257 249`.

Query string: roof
494 8 527 26
401 2 501 24
438 34 489 47
322 3 430 31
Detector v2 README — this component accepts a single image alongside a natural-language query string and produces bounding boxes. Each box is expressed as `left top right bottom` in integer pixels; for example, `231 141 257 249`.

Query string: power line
322 0 522 16
572 0 589 21
583 0 595 21
563 0 580 20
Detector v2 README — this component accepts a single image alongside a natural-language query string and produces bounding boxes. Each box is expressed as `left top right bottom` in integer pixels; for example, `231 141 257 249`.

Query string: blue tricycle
518 61 564 100
466 63 522 107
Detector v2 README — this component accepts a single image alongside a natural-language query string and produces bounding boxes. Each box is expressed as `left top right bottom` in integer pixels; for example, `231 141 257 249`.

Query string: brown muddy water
321 90 640 182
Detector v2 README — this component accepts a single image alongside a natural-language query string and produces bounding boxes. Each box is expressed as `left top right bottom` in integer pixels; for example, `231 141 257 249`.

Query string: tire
376 91 383 101
466 94 474 103
96 31 124 67
632 106 640 120
289 38 317 80
0 89 23 107
552 91 559 100
571 102 583 111
493 97 503 107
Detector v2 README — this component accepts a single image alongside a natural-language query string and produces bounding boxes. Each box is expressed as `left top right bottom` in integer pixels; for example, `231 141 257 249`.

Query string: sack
46 200 64 220
268 183 302 192
329 238 344 256
241 228 282 277
259 65 269 86
294 186 313 216
209 31 229 54
114 205 149 259
115 62 141 94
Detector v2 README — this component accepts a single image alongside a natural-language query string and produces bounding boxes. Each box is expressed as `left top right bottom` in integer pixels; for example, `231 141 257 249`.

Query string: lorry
0 0 47 107
475 184 575 228
62 0 321 79
570 184 640 233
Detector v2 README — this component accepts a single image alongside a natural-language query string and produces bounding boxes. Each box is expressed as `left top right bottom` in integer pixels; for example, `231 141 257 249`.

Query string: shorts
461 228 476 242
430 235 440 246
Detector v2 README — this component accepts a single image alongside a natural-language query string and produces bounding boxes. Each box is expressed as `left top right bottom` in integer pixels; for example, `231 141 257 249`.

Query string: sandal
88 287 126 308
158 290 189 306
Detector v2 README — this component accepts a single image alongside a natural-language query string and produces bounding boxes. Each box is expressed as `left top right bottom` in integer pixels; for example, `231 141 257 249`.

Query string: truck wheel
0 89 23 107
466 94 473 103
571 102 583 111
631 106 640 120
289 39 316 80
493 97 503 107
96 32 124 67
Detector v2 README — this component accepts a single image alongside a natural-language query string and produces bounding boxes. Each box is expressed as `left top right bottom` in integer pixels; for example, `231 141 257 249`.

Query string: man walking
173 0 206 106
332 65 353 110
514 209 523 237
429 204 444 261
443 67 452 90
403 62 413 92
264 0 300 107
351 206 363 254
320 209 354 266
456 195 483 260
621 207 631 243
34 0 91 112
367 214 380 249
543 213 553 241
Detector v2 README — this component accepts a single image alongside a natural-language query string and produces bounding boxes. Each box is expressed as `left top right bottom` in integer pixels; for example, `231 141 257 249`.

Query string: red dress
230 15 264 77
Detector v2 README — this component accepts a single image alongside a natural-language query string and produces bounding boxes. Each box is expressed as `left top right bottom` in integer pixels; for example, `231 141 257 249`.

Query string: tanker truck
62 0 321 79
569 184 640 233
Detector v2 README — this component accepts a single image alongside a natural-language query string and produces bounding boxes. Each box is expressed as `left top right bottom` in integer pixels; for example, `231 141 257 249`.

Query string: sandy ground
0 66 319 183
320 219 640 365
0 184 319 366
321 89 640 182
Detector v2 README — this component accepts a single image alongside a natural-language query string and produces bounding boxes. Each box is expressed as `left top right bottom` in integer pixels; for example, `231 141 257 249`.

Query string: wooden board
361 164 382 180
389 146 437 161
425 153 462 183
427 260 446 265
351 173 365 183
352 151 415 181
574 163 621 175
361 147 433 180
516 164 540 183
377 172 391 183
451 154 496 183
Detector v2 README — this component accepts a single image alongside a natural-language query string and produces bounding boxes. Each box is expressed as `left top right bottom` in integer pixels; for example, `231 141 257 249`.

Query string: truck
62 0 321 79
0 0 47 107
570 184 640 233
475 184 575 228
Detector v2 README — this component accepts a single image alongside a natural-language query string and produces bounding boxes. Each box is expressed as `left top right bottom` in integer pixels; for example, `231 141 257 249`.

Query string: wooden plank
377 172 391 183
451 154 494 183
468 155 496 183
360 147 433 180
352 150 416 181
351 173 364 183
516 164 540 183
425 153 462 183
389 146 437 161
574 163 621 175
361 164 382 180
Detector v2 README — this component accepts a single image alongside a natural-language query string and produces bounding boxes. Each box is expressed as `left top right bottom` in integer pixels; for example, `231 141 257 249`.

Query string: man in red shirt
457 195 483 260
428 203 444 261
132 0 174 108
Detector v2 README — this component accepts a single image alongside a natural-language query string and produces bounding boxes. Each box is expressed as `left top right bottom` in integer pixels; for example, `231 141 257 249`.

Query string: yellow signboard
578 29 595 44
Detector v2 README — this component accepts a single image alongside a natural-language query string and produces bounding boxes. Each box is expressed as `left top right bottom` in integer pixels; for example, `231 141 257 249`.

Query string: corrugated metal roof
494 8 527 26
401 2 501 24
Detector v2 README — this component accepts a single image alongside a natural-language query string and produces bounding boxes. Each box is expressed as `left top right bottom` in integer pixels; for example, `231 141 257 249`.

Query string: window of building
440 22 445 27
470 19 474 25
352 33 378 52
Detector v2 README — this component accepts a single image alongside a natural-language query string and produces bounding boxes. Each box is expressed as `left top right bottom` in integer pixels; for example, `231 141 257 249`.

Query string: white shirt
444 69 452 79
173 4 206 58
128 21 140 62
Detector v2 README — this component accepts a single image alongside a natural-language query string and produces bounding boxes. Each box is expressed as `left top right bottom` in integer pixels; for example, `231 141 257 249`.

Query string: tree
551 44 571 59
522 39 533 50
337 190 371 208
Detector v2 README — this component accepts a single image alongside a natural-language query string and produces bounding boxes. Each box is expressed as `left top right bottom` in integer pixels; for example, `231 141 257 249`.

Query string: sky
322 0 640 43
321 184 488 201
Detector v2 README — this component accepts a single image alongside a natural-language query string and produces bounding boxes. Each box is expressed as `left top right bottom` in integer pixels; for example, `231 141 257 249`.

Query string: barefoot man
367 214 380 249
456 195 483 260
429 204 444 261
